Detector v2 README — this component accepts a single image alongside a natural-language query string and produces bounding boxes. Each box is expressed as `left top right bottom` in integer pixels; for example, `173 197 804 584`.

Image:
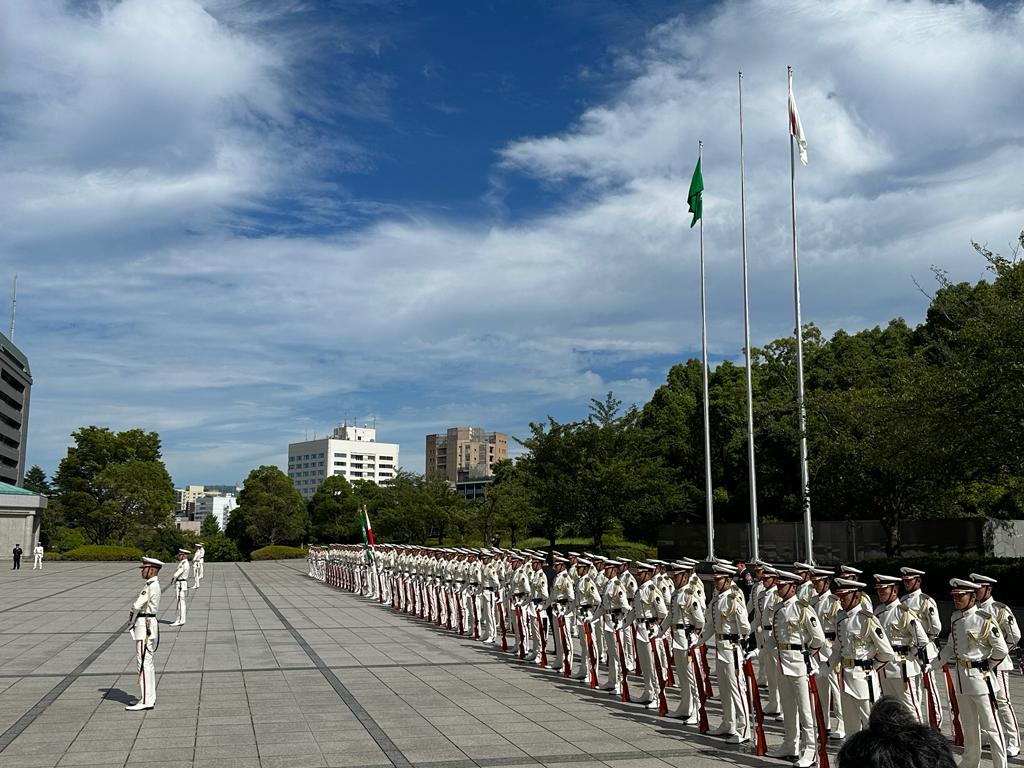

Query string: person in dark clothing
838 696 956 768
12 544 23 569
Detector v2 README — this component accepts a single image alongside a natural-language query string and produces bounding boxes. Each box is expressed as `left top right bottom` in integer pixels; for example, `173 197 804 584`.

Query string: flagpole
788 66 814 564
738 72 759 563
697 140 715 561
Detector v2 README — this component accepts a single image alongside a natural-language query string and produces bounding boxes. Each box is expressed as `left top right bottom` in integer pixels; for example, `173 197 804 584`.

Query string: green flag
359 514 373 564
687 157 703 228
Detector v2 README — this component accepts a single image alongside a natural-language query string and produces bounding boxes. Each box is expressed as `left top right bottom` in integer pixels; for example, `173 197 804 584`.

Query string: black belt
557 598 569 604
469 583 479 587
513 592 525 597
892 644 911 654
136 613 156 618
845 659 874 669
762 626 773 632
485 586 495 591
675 623 693 630
579 604 592 609
175 579 187 582
532 599 545 604
824 631 836 640
719 633 741 642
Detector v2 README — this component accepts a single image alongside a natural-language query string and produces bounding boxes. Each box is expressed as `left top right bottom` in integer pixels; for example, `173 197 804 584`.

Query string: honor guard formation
307 545 1020 768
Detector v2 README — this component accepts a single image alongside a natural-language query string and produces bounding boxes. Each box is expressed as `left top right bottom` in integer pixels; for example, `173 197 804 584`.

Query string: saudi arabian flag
687 157 703 228
359 511 373 564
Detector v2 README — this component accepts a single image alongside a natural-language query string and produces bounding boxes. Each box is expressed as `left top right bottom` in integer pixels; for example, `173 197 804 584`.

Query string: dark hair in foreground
838 696 956 768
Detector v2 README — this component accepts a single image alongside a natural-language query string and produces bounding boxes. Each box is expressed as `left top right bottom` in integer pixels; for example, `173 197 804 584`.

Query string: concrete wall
658 517 1024 562
0 493 45 563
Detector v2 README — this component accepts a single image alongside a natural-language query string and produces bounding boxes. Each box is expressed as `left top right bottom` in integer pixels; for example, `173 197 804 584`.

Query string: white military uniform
699 577 751 741
811 584 844 738
975 591 1021 755
170 553 190 626
573 566 603 681
129 566 162 708
510 561 532 656
480 557 501 643
528 564 550 664
874 593 931 720
900 577 942 727
753 580 782 714
192 544 205 588
662 576 704 721
550 564 576 672
826 595 897 735
32 544 43 569
770 587 826 766
940 596 1010 768
600 573 631 694
630 573 669 707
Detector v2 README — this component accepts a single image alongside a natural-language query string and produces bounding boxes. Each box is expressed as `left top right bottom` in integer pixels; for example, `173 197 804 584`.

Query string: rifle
455 591 464 635
649 634 669 716
631 624 643 677
943 664 964 747
471 591 480 640
514 602 526 659
692 646 710 733
496 598 508 651
556 610 572 677
537 607 548 668
921 666 940 730
583 619 599 688
743 657 768 756
807 660 830 768
699 644 713 698
663 637 676 687
434 585 443 626
444 588 452 630
615 627 631 702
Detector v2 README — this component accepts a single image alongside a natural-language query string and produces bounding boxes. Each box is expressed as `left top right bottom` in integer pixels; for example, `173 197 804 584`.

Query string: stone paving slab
0 560 1019 768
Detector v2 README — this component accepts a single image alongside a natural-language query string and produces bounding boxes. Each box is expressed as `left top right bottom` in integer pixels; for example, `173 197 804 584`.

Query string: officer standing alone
127 556 162 710
169 548 190 626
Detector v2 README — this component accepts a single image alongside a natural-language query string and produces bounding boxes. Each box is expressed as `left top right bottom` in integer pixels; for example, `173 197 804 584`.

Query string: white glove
744 648 759 661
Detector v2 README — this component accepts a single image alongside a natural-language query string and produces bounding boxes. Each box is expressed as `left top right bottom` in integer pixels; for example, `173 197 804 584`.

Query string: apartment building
425 426 508 483
287 425 400 500
0 331 31 486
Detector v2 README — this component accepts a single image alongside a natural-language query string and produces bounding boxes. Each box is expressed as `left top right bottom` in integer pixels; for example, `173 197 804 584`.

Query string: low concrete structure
0 481 46 559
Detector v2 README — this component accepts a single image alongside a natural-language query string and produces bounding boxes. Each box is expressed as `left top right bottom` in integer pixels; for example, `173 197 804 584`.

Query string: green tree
308 476 361 543
200 513 221 536
237 466 310 546
53 427 162 496
23 465 52 495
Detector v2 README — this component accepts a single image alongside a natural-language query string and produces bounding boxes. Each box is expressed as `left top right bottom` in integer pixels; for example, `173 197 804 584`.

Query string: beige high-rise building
425 427 508 483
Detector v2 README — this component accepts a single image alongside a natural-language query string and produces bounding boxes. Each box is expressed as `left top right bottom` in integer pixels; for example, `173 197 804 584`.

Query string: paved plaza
0 561 1018 768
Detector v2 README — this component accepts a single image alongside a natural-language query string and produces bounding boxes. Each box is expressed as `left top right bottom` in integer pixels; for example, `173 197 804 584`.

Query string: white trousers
192 560 204 587
174 581 188 624
996 671 1020 751
815 664 844 736
778 673 816 755
763 648 782 711
960 690 1006 768
135 636 157 705
480 590 497 641
716 646 750 739
672 647 698 717
880 674 925 722
841 691 872 736
33 554 42 569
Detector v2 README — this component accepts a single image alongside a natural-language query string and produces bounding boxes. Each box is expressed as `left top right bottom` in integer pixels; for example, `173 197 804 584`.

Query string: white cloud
4 0 1023 485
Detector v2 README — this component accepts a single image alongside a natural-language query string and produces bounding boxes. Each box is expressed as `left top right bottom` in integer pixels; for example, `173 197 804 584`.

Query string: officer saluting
169 548 190 626
127 556 163 711
940 578 1010 768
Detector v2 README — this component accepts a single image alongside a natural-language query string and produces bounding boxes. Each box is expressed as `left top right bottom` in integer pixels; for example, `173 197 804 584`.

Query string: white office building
194 493 238 529
288 425 400 500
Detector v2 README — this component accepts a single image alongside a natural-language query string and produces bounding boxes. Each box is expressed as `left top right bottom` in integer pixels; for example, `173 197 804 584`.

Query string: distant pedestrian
32 543 43 569
11 544 22 569
169 549 190 626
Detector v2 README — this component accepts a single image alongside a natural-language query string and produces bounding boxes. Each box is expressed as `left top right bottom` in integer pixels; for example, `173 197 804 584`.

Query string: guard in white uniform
528 555 550 664
630 563 669 709
767 570 826 766
699 563 751 742
169 548 190 626
572 559 602 682
550 556 575 673
752 567 782 716
940 578 1010 768
900 566 943 728
32 543 43 569
192 542 205 588
825 578 897 735
127 556 163 710
873 573 930 721
971 573 1021 758
661 562 703 722
810 567 844 739
600 560 631 694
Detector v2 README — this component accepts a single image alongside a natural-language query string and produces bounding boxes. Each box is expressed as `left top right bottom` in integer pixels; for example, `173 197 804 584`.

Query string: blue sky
3 0 1023 486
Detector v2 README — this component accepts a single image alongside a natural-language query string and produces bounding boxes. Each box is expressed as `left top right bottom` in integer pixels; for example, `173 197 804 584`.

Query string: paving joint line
3 565 138 612
235 562 413 768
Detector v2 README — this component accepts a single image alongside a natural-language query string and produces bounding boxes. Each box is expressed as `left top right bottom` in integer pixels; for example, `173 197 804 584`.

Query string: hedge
250 545 307 561
61 545 144 561
848 555 1024 595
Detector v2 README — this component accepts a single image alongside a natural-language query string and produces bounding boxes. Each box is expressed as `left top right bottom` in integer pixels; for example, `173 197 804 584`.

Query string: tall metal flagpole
788 66 814 564
738 73 759 562
698 140 715 561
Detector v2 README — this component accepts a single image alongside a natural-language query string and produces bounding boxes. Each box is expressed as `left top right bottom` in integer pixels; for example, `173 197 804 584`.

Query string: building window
334 461 346 466
334 452 346 458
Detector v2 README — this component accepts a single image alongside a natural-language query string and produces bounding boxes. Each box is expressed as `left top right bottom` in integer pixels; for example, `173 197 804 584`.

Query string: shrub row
61 545 144 561
250 545 307 561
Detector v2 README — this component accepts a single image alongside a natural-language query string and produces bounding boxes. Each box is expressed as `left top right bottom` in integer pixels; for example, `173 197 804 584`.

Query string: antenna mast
8 275 16 341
